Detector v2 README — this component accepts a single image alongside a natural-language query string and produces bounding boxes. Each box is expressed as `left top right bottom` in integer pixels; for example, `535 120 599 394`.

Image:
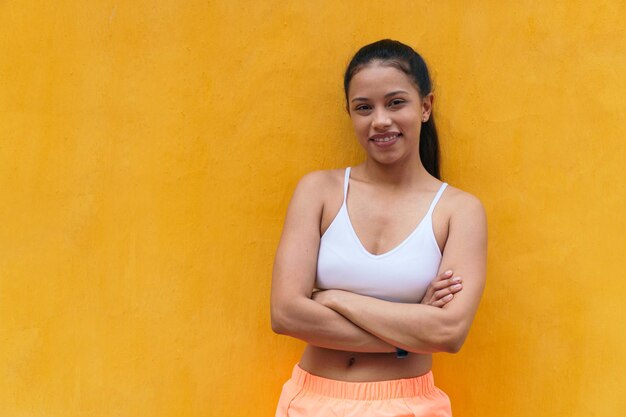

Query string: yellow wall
1 1 625 416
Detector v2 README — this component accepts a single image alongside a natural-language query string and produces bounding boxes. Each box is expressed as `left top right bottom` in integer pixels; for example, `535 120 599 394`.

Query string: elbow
271 318 290 336
270 302 296 335
271 294 313 335
435 322 469 354
444 337 465 354
270 306 287 335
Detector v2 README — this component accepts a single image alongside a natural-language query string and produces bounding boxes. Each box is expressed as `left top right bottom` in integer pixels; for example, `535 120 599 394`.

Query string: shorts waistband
290 364 437 400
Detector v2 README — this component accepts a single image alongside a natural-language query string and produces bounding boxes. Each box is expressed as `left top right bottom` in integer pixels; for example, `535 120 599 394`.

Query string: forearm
271 297 396 353
324 291 457 353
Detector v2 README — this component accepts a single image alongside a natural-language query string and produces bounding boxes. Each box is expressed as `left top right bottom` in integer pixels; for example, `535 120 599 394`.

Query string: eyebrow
350 90 409 103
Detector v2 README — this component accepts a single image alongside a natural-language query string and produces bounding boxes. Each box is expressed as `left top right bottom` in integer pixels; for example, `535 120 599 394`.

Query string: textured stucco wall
1 1 625 416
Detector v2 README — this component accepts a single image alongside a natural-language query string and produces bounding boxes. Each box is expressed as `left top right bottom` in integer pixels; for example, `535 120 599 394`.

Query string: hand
419 270 463 307
311 288 341 308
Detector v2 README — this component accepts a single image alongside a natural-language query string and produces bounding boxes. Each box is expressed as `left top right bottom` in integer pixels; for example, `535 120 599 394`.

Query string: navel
347 354 356 367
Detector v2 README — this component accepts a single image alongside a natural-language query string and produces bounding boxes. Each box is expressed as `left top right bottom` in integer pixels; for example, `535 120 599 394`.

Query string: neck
361 155 431 187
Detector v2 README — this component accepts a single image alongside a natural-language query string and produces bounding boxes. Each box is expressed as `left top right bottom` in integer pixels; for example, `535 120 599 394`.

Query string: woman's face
347 63 432 165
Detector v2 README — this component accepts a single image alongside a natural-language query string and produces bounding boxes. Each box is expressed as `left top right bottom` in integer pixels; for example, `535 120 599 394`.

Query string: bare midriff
298 345 432 382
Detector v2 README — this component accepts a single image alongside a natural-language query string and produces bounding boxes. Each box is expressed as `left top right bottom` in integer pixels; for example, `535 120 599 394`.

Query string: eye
389 99 406 107
354 104 372 112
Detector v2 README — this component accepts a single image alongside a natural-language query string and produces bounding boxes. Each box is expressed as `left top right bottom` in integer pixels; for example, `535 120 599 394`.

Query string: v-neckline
343 199 430 259
343 168 440 259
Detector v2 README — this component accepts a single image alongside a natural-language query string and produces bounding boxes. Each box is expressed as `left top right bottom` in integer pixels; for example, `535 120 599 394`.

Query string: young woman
271 39 487 417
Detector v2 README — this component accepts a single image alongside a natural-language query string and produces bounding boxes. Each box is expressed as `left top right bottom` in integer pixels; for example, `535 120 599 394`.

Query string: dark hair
343 39 440 179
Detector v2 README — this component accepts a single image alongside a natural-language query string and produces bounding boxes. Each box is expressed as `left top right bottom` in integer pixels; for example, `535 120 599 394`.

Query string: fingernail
445 270 453 275
452 277 462 283
444 294 453 300
452 284 462 290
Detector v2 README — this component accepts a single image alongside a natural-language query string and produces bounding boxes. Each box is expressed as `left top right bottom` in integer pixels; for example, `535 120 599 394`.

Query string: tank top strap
343 167 351 202
426 182 448 217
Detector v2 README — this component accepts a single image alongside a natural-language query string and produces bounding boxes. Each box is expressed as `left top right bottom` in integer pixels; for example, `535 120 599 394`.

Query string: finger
432 293 454 307
437 270 454 281
429 270 453 286
434 283 463 300
431 276 463 291
421 272 456 304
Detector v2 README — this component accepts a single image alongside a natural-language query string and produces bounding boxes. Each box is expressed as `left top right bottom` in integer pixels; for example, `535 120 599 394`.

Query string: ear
421 93 434 123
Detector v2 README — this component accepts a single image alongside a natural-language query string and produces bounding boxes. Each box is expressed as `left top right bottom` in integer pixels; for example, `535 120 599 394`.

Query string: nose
372 109 392 130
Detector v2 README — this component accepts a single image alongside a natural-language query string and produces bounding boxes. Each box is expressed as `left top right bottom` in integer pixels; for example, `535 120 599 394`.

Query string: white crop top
316 167 448 303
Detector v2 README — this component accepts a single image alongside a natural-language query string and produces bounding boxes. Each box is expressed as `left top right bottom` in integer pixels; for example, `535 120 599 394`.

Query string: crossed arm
270 172 487 354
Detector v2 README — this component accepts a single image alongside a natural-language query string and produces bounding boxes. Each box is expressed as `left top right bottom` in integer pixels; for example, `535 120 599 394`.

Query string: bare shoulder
443 185 486 215
297 169 342 189
293 168 345 202
441 184 487 238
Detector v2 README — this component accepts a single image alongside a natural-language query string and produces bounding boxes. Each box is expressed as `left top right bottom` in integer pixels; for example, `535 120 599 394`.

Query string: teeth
373 134 399 142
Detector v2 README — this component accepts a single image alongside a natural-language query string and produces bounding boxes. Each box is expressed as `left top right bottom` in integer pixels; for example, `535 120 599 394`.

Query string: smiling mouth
370 133 402 142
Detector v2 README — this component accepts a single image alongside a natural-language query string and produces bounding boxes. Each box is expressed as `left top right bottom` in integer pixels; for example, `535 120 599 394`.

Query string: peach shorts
275 364 452 417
